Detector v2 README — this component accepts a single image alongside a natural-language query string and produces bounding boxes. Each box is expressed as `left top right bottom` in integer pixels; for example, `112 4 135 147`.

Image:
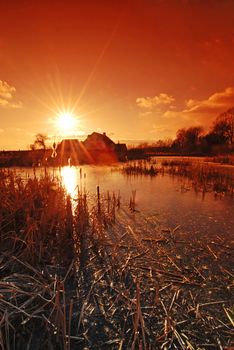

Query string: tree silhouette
173 126 203 151
212 107 234 145
30 133 48 151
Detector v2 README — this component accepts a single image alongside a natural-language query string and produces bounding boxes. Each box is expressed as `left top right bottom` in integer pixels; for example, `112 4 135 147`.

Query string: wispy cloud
136 93 175 110
183 87 234 114
137 87 234 139
0 80 22 108
0 80 16 99
162 87 234 135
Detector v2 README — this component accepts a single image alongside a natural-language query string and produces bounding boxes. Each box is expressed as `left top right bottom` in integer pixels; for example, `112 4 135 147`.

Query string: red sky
0 0 234 149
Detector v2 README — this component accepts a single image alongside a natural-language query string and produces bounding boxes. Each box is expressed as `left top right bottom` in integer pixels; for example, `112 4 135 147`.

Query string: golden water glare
60 166 78 197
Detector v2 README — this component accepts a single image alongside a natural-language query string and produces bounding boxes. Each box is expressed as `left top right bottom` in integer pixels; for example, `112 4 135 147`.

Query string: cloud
0 98 9 107
0 80 16 99
163 87 234 124
140 110 153 117
183 87 234 115
143 87 234 139
0 80 22 108
136 93 175 110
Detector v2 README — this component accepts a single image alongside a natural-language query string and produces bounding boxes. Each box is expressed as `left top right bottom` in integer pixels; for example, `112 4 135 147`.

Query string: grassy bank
0 170 233 349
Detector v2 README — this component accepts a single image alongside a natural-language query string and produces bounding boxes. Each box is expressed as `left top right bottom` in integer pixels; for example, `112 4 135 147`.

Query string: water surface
15 163 234 240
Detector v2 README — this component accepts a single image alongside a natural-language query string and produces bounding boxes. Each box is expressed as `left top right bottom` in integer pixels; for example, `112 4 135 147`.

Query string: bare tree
30 133 48 150
213 107 234 145
173 126 203 151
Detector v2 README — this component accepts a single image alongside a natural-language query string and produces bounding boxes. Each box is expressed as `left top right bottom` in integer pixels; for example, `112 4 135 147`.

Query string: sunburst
55 111 78 136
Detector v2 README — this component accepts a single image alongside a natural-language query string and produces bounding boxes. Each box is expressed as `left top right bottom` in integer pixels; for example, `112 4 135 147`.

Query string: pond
3 160 234 348
15 158 234 241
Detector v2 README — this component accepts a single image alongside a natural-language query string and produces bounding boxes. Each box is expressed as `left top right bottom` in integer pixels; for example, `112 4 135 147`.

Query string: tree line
136 107 234 155
30 107 234 157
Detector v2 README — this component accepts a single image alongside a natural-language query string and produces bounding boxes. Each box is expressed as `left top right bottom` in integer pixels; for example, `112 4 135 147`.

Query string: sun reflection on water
60 166 78 197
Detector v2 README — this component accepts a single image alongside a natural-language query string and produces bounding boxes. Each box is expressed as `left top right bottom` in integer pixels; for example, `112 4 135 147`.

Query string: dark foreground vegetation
0 169 233 349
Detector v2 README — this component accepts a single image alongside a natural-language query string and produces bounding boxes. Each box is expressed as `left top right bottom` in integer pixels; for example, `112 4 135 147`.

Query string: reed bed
206 155 234 166
0 169 233 349
161 160 192 167
122 160 234 197
122 161 158 177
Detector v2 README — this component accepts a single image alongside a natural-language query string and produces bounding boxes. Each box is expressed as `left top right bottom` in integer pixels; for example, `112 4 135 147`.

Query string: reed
207 155 234 166
0 170 233 349
123 159 234 197
122 160 158 177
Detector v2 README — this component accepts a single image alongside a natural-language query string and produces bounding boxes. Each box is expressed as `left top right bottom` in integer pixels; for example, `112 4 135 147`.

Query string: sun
55 111 78 135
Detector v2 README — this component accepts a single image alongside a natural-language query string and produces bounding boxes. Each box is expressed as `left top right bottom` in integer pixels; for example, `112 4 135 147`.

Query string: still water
17 163 234 240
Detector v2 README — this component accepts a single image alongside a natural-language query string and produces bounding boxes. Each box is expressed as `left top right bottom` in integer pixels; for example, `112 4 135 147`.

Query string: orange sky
0 0 234 150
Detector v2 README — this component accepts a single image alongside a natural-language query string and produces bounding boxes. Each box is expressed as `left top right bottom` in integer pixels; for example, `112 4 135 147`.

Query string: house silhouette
55 132 127 165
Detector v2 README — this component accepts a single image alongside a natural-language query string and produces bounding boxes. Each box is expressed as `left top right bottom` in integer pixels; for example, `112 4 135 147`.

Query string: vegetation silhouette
30 133 48 151
129 106 234 158
0 107 233 167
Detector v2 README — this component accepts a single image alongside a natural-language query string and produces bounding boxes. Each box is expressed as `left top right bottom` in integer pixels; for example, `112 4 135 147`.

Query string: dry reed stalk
97 185 101 215
0 169 233 349
67 298 73 350
131 281 147 349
